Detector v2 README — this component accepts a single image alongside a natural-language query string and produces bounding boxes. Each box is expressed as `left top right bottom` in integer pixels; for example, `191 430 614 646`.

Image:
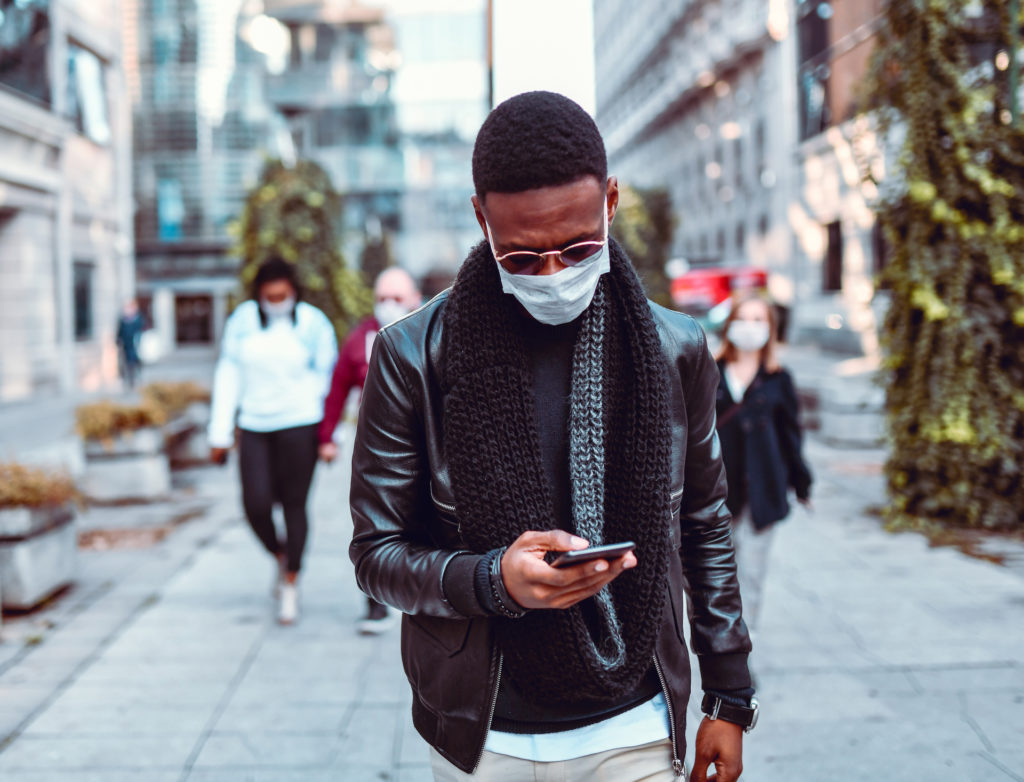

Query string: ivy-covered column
867 1 1024 530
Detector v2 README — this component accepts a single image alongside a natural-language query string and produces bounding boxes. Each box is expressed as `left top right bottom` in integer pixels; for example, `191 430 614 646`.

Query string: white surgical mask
487 207 610 326
727 320 771 352
261 296 296 319
374 300 411 328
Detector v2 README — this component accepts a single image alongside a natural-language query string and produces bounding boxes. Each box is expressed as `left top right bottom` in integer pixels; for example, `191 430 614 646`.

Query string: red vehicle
670 266 767 328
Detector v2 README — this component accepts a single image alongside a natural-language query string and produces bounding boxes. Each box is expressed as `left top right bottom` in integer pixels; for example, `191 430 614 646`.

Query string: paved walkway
1 406 1022 779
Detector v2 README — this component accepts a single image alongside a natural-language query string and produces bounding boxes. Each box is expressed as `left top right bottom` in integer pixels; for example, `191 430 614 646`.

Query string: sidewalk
1 430 1022 779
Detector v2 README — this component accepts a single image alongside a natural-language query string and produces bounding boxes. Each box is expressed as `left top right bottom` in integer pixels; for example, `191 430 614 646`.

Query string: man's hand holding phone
500 530 637 610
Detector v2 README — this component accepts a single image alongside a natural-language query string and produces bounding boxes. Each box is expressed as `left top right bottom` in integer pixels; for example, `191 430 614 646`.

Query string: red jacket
319 317 379 444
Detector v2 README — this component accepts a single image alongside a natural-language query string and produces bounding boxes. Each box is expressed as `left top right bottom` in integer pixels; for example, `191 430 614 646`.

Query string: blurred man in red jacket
319 267 421 633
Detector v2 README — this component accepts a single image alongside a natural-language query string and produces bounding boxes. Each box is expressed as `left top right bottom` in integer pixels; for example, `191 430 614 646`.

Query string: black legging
238 424 319 574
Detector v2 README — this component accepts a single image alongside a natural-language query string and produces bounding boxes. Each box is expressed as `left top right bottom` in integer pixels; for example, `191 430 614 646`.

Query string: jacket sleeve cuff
704 686 756 707
441 552 489 617
697 652 752 691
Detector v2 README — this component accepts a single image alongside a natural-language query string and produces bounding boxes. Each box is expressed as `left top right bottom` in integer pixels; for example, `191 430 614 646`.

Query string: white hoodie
208 300 337 447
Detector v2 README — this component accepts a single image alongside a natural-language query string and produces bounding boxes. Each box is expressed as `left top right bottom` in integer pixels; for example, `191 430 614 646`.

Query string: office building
0 0 134 400
264 0 491 280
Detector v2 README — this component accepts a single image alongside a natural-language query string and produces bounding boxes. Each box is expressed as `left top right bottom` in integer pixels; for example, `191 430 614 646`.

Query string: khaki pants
731 507 778 632
429 738 680 781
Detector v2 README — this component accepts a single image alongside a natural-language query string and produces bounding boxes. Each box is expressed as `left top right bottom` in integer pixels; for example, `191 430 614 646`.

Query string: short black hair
472 91 607 199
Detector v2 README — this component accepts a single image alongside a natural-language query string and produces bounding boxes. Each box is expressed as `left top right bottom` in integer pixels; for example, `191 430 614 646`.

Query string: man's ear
471 194 488 238
606 177 620 225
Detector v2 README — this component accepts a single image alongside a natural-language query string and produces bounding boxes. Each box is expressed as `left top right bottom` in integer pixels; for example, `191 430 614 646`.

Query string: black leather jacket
350 291 751 774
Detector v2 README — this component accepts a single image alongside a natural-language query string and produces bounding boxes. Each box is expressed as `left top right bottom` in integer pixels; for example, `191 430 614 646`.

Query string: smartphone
549 541 636 569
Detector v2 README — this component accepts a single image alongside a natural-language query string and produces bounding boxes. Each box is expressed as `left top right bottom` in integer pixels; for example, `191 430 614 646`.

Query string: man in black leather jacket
350 91 755 781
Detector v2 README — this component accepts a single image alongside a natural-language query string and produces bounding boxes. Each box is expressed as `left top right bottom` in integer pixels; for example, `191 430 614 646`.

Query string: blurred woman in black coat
715 294 812 630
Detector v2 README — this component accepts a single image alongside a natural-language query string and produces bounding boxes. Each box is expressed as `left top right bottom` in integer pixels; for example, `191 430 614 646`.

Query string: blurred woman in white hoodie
208 258 338 624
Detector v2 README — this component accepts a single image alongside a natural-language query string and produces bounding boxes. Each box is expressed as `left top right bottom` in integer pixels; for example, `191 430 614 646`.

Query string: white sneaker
357 603 397 635
278 583 299 625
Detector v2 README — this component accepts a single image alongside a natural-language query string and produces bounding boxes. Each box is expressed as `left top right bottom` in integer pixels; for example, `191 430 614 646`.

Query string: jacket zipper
429 485 459 531
430 484 457 514
653 653 685 777
472 651 503 772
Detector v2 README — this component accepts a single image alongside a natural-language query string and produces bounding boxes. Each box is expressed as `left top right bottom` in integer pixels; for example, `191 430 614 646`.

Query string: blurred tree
611 185 676 308
865 1 1024 530
232 158 372 343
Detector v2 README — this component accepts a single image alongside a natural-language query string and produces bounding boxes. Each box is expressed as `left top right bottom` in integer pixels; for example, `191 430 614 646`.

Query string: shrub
231 158 373 344
0 463 78 509
141 381 210 417
75 400 168 441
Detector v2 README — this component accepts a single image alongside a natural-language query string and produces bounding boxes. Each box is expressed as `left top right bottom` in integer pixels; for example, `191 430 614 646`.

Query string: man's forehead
482 177 605 227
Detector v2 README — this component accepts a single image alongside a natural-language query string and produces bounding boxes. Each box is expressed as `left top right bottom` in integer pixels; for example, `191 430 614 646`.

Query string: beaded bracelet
489 546 528 619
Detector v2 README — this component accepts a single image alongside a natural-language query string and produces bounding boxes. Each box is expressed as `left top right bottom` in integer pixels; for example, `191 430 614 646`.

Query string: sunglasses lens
501 253 543 273
560 242 603 265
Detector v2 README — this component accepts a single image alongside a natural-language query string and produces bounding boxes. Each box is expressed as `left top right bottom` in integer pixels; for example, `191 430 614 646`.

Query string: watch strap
701 693 757 729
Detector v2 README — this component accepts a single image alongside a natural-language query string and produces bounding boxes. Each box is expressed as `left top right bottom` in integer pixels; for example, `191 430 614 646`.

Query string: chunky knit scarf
442 238 673 704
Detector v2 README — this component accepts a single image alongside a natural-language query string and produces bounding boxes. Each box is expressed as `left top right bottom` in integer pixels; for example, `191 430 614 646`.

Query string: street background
1 348 1021 781
1 1 1023 780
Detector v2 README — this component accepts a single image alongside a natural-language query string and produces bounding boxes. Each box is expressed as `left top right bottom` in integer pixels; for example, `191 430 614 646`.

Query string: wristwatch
701 694 759 733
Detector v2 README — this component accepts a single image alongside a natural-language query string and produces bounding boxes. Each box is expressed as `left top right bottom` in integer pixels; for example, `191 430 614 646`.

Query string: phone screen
549 541 636 569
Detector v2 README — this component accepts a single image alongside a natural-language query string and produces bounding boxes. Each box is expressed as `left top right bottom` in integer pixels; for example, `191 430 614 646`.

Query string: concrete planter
0 505 77 610
83 427 164 458
166 403 210 466
81 427 171 501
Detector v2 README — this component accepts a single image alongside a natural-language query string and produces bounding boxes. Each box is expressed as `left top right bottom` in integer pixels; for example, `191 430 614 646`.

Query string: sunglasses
491 239 607 276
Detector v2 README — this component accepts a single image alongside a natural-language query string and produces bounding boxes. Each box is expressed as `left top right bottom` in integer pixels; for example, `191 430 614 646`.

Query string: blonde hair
715 293 781 372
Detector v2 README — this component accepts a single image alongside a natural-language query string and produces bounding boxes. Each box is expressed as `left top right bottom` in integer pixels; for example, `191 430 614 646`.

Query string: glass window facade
130 0 281 247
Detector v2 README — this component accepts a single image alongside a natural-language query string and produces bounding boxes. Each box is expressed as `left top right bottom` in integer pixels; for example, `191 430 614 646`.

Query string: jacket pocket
430 483 463 548
407 613 472 657
667 562 690 646
669 486 684 550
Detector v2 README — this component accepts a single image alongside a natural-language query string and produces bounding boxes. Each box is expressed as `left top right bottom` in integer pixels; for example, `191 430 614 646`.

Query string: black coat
349 293 752 773
715 361 812 530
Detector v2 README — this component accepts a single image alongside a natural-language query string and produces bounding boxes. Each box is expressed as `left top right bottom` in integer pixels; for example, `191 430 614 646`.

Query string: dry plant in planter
75 399 168 444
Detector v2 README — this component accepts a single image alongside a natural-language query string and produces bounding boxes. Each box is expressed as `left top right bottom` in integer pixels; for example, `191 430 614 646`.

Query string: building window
823 221 843 291
735 223 745 255
67 43 111 145
758 213 769 236
797 2 831 140
175 294 213 345
73 262 94 341
0 0 51 106
797 1 886 140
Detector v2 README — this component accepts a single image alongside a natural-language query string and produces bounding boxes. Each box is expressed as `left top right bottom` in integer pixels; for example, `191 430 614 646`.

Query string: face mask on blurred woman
261 297 296 319
727 320 770 353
